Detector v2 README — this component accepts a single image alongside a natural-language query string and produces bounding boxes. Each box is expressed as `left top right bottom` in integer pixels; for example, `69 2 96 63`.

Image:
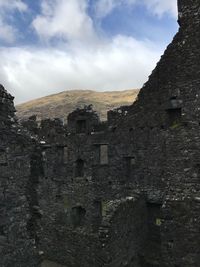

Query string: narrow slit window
147 202 162 242
94 200 102 219
125 157 135 178
63 146 68 164
42 151 47 162
75 159 84 177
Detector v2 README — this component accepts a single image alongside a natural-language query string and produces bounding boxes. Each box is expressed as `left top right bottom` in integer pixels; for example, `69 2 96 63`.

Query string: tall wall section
0 85 39 266
113 0 200 266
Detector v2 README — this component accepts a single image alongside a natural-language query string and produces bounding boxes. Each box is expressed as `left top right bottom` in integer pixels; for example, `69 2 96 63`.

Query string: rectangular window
63 195 70 213
42 151 47 162
71 206 86 227
75 159 84 177
94 200 102 219
125 156 136 178
101 201 108 217
63 146 68 164
167 108 182 126
100 145 108 164
147 202 162 239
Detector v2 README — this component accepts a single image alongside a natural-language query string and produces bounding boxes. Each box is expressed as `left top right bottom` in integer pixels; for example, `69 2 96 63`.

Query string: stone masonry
0 0 199 266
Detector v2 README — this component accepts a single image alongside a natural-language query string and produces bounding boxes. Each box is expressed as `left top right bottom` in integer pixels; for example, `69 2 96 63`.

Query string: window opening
166 97 182 127
76 120 86 133
99 145 108 164
75 159 84 177
94 200 102 219
167 108 182 127
63 146 68 163
71 206 86 227
125 157 135 178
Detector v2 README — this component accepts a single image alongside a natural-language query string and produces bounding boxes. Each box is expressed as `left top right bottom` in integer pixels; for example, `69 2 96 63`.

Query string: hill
16 89 139 121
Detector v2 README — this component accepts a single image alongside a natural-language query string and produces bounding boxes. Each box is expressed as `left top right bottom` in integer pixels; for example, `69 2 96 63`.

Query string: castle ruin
0 0 200 266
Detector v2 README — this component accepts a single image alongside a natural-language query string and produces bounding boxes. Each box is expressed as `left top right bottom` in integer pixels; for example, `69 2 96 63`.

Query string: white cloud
95 0 177 19
0 0 28 43
0 18 16 43
32 0 96 43
0 0 177 104
0 0 27 11
0 35 162 104
94 0 122 18
142 0 177 18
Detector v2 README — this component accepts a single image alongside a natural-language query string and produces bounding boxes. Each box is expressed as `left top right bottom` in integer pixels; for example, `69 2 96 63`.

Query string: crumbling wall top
0 84 14 101
107 105 130 126
67 105 100 134
0 84 16 127
178 0 200 26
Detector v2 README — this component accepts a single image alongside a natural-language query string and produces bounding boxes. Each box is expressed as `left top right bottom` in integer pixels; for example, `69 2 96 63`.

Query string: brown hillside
16 89 139 121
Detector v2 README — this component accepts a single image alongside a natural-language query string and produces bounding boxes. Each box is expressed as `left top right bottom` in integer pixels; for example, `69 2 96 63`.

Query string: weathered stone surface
0 85 40 266
41 260 66 267
0 0 200 266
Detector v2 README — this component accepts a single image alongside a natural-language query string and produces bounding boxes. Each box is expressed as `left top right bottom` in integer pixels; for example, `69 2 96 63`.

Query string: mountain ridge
16 89 139 121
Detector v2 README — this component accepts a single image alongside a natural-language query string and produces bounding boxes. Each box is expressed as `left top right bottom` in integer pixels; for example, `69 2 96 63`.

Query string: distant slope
16 89 139 121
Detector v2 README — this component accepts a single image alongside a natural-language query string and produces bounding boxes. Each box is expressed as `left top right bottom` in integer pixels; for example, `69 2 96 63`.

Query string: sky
0 0 178 104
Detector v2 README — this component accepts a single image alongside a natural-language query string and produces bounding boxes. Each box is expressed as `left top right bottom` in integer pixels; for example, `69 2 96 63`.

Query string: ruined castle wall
3 1 199 266
26 109 165 267
161 197 200 267
0 86 39 266
101 197 147 267
109 0 200 265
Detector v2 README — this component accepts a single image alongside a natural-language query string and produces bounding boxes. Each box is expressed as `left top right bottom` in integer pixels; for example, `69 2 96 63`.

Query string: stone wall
0 85 39 266
100 196 147 267
0 0 200 266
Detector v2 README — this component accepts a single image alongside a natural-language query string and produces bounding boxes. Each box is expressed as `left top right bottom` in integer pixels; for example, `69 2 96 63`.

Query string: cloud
95 0 177 19
142 0 177 18
94 0 122 19
0 35 162 104
0 19 16 43
0 0 28 43
0 0 177 104
0 0 27 11
32 0 96 43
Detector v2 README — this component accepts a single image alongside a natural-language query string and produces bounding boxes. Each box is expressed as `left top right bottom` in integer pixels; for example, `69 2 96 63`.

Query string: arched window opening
166 97 182 127
167 108 182 126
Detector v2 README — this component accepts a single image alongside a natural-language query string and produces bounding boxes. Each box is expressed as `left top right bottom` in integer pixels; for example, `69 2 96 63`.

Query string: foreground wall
0 85 39 266
115 0 200 265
